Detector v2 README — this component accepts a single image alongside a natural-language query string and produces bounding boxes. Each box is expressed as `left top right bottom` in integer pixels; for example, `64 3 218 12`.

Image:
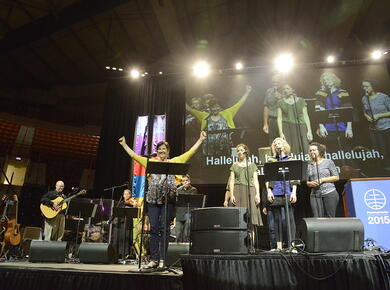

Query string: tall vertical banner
132 116 149 201
131 115 166 200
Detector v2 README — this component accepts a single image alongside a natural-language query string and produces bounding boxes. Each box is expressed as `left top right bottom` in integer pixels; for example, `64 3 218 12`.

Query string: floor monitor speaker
299 218 364 252
29 241 67 263
79 243 117 264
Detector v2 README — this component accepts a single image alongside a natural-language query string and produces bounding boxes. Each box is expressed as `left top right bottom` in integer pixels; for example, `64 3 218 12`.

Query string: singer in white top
229 144 263 227
306 142 340 217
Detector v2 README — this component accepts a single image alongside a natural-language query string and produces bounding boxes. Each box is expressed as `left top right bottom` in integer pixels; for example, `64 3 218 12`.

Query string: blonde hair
271 137 291 155
320 72 341 88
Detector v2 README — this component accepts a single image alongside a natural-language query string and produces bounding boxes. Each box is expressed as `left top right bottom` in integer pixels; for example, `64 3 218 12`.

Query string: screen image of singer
185 63 390 184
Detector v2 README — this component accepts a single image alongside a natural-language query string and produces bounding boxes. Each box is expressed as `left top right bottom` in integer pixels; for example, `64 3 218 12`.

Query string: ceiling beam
0 0 131 53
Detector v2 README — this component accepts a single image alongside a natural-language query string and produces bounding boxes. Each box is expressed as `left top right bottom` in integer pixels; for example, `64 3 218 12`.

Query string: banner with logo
344 178 390 250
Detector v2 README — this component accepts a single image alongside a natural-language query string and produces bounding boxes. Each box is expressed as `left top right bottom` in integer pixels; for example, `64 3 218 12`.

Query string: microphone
143 153 157 158
243 151 249 156
71 187 79 191
177 184 185 191
312 152 318 161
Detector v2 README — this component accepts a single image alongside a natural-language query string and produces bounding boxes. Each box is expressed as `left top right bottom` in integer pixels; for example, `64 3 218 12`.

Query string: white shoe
142 260 158 269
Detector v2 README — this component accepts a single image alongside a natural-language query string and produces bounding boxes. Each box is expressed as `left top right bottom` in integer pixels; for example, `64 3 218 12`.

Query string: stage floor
0 259 183 290
0 259 182 275
1 251 389 290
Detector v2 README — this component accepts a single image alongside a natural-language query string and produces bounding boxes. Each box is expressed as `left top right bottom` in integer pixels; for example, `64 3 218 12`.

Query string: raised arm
171 131 207 163
118 136 147 167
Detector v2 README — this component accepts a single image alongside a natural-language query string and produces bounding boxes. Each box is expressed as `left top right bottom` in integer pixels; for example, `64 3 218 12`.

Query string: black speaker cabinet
191 207 248 231
166 243 189 267
29 241 67 263
79 243 117 264
190 230 248 254
299 218 364 252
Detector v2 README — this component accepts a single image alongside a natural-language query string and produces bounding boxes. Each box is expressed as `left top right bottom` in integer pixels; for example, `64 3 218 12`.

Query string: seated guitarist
40 180 66 241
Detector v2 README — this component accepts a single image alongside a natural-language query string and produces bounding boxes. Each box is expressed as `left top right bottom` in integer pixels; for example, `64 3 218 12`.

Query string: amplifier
190 230 248 255
191 207 248 231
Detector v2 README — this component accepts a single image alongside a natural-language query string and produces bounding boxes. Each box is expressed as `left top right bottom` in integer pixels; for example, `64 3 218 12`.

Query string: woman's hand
307 180 319 187
279 133 286 140
231 195 236 206
255 194 260 205
118 136 126 146
200 131 207 141
290 193 297 204
267 192 274 203
345 127 353 139
307 131 313 142
223 200 229 207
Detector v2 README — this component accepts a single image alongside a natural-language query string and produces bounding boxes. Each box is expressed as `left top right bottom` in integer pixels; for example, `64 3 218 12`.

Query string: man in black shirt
175 175 198 243
41 180 66 241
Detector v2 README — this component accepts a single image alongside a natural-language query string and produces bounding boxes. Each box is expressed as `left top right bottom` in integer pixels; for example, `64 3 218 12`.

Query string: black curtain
93 75 185 198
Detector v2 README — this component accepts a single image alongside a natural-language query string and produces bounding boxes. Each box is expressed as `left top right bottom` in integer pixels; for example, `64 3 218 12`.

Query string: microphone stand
313 154 323 216
244 153 254 253
277 150 293 249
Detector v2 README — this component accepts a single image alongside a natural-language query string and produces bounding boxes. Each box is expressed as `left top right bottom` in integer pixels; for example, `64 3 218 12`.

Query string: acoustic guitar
4 197 21 246
40 189 87 219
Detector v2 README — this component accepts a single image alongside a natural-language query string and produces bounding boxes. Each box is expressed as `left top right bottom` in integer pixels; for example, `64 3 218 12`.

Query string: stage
181 251 390 290
0 251 389 290
0 260 182 290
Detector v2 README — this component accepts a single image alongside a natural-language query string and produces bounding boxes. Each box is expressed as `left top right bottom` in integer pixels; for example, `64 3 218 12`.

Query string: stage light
112 67 117 70
371 50 383 60
274 53 294 73
105 66 110 70
15 157 22 161
118 68 123 71
193 61 210 78
235 62 243 70
130 69 140 79
326 55 335 63
159 72 163 75
144 72 148 75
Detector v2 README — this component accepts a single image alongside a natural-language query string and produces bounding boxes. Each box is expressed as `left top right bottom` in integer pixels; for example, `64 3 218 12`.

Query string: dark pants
369 128 390 170
147 203 174 261
268 117 279 146
267 205 296 248
310 190 339 217
175 218 191 243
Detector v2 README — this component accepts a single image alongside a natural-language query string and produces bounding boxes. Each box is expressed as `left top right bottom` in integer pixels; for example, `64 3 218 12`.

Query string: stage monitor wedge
299 218 364 252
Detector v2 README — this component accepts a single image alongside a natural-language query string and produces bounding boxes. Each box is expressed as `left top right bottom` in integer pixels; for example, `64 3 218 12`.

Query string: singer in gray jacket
307 142 340 217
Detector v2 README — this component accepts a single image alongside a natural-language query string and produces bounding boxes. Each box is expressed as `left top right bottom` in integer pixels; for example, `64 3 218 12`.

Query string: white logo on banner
364 189 386 210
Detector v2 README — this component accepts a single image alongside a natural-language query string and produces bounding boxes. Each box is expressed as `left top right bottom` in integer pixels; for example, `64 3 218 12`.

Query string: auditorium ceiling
0 0 389 127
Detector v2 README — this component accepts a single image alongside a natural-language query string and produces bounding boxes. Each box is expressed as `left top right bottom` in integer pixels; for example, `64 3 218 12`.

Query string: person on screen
186 85 252 156
118 131 206 269
174 174 198 243
315 72 353 153
265 138 298 250
361 80 390 171
263 74 283 145
276 84 313 155
306 142 340 217
229 144 263 229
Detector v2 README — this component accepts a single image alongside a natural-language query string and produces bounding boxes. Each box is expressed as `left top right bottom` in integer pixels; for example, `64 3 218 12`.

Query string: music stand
140 161 190 272
66 201 97 257
113 207 139 262
264 160 307 249
315 107 354 160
